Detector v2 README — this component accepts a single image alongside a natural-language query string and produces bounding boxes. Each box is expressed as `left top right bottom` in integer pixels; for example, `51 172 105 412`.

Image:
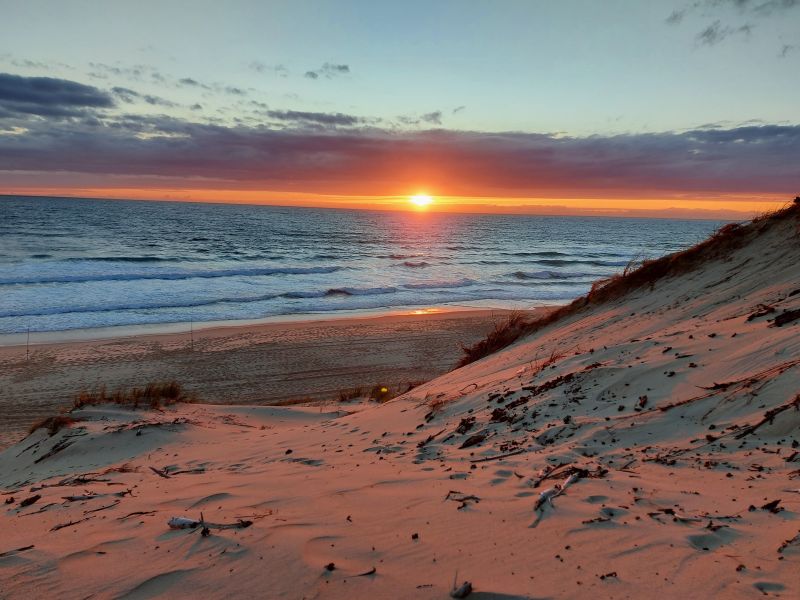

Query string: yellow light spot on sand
410 194 433 208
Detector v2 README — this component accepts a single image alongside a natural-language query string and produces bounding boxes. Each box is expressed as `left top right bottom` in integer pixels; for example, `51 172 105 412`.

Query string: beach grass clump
28 414 78 437
457 199 800 367
338 387 365 402
369 385 395 402
72 380 196 410
457 312 529 367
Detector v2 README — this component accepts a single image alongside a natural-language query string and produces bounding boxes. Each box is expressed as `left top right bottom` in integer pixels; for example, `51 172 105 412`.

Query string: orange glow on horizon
1 185 789 220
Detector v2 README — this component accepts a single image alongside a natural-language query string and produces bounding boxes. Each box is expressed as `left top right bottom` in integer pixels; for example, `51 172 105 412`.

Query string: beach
1 205 798 599
0 308 537 450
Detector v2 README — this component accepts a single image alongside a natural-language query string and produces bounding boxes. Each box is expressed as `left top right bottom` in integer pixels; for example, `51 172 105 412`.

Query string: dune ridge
1 207 799 599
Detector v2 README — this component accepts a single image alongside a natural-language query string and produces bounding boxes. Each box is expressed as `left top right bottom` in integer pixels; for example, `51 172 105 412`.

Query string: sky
0 0 798 218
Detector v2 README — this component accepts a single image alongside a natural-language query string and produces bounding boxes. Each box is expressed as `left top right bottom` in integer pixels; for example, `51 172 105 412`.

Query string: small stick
470 448 526 463
50 516 94 531
0 545 35 558
117 510 157 521
149 466 171 479
83 500 120 515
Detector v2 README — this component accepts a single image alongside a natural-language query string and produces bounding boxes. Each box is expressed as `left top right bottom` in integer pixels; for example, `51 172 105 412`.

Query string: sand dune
1 208 799 598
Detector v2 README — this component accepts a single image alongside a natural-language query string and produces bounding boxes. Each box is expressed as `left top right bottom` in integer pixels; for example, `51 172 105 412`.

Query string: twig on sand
0 545 35 558
469 448 526 463
734 395 800 439
62 489 133 502
149 466 171 479
778 531 800 553
118 510 157 521
417 428 446 448
445 491 480 509
83 500 121 514
50 516 94 531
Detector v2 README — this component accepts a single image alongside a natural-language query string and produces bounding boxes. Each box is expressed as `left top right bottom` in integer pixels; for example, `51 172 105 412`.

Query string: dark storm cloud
0 73 114 118
266 110 364 126
304 63 350 79
1 110 797 198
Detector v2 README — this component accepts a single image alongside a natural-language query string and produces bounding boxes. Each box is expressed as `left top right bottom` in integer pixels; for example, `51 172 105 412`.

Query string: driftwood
531 470 584 527
167 512 253 532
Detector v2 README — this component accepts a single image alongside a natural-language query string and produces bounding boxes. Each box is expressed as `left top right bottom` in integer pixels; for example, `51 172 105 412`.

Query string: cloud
111 86 177 107
696 20 753 44
304 63 350 79
421 111 442 125
0 105 797 199
249 61 289 77
266 110 364 127
669 0 798 48
0 73 114 118
452 106 466 115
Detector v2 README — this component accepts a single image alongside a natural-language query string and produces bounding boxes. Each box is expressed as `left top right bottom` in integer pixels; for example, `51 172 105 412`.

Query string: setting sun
410 194 433 208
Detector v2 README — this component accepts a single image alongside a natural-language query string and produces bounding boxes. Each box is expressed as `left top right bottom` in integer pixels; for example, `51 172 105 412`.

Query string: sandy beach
0 308 537 450
1 207 798 598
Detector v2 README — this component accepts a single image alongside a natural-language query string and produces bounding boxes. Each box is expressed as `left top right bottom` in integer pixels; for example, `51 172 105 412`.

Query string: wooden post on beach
190 320 194 351
26 327 30 361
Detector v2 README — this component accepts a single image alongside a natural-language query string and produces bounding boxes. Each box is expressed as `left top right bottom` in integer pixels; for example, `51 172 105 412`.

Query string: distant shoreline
0 304 545 347
0 306 550 449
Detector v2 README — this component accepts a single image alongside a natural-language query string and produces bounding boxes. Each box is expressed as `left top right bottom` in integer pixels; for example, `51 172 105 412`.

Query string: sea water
0 196 723 334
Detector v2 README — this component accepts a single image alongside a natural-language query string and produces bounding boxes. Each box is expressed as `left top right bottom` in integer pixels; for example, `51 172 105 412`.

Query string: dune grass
72 380 195 410
27 415 78 437
28 380 197 437
457 200 800 367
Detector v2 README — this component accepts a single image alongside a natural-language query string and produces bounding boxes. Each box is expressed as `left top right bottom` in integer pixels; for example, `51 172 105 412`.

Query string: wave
65 256 174 263
378 253 422 260
401 261 430 268
0 292 283 319
510 270 601 280
0 265 344 286
283 286 397 299
502 251 570 258
402 278 475 290
535 259 629 267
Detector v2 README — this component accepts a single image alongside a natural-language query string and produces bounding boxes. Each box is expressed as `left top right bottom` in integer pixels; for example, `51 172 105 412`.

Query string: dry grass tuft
456 200 800 367
72 380 196 410
28 414 78 436
457 312 529 368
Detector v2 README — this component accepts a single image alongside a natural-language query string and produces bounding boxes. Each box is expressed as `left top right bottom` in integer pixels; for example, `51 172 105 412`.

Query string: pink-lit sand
1 215 799 598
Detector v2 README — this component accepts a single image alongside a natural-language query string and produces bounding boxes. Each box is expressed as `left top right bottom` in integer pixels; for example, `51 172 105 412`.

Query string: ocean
0 196 724 336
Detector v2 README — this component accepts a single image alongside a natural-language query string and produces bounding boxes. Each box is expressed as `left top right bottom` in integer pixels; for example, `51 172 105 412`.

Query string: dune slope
1 209 799 599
